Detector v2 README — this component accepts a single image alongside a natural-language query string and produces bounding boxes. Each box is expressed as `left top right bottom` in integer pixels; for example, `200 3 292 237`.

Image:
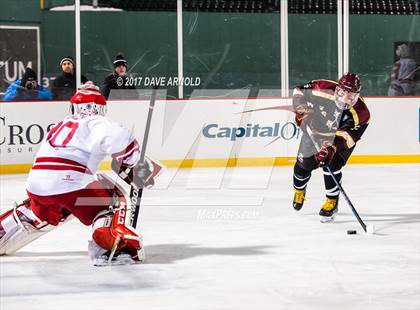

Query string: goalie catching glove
112 157 163 189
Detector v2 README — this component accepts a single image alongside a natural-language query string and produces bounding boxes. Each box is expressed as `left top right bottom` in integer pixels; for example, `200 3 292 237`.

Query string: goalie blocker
111 156 163 190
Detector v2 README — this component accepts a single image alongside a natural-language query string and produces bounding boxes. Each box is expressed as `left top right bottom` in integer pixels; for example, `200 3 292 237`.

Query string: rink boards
0 97 419 173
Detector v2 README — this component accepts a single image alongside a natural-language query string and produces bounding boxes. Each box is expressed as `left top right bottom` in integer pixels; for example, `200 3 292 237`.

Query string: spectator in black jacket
101 53 136 99
52 56 87 100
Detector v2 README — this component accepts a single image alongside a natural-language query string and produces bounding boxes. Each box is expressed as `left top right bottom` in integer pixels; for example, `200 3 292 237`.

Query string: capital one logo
202 122 300 141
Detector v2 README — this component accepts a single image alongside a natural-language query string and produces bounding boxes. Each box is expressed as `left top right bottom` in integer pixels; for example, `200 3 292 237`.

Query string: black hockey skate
292 188 306 211
319 197 339 222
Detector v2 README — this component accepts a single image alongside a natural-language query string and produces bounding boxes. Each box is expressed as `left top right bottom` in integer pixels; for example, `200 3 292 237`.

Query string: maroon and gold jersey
292 79 370 152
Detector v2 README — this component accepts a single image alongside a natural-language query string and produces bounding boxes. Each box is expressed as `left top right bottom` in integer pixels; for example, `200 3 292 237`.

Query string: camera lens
26 81 34 90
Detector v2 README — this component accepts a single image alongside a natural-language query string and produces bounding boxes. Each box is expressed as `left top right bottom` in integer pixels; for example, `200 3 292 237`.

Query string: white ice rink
1 164 419 310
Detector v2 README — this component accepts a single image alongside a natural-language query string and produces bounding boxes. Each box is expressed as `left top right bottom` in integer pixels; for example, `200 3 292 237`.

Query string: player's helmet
70 81 107 117
334 72 361 109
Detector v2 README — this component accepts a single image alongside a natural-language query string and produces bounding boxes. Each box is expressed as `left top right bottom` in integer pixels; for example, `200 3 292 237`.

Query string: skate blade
93 255 140 267
138 247 146 262
320 213 337 223
293 206 303 212
93 256 138 267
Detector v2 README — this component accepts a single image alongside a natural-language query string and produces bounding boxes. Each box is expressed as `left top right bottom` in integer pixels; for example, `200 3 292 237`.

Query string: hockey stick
305 125 374 234
129 86 158 229
106 87 158 264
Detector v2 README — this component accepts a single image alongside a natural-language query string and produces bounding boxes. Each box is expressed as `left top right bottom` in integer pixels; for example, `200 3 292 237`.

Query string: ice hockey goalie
0 81 163 266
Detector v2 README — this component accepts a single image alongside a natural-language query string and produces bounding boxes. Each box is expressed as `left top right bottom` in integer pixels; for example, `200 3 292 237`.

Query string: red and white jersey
388 58 418 96
26 115 140 195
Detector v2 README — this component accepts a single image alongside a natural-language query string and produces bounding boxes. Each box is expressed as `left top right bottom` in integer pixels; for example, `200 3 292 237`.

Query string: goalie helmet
70 81 107 117
334 72 361 109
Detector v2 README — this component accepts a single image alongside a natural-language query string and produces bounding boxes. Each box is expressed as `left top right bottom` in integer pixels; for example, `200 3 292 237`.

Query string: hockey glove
132 160 154 189
112 158 156 189
315 144 336 167
294 104 312 127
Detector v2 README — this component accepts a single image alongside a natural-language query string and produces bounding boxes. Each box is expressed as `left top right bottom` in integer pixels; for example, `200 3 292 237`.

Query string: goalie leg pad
0 200 54 255
91 203 142 261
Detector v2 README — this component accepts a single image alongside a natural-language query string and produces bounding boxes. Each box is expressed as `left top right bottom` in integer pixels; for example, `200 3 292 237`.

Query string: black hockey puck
347 230 357 235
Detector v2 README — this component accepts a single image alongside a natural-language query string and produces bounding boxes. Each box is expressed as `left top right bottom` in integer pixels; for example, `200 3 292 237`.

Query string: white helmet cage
71 102 107 117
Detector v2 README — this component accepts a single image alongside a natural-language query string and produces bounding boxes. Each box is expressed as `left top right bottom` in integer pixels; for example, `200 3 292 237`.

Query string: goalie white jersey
26 114 140 196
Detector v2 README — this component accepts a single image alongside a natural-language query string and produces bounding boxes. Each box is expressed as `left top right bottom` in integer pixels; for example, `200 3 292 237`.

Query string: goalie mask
334 72 361 110
70 81 107 117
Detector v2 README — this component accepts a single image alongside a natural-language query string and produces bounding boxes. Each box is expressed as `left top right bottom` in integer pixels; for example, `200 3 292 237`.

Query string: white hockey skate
93 249 145 267
88 232 145 267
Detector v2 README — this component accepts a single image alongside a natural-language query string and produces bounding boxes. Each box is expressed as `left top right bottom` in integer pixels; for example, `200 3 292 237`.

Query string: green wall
80 11 178 97
41 11 75 83
0 0 42 24
1 4 419 97
183 12 281 97
289 14 338 90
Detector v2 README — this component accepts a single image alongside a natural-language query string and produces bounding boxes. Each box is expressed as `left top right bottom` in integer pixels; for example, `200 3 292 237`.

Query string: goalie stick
305 125 375 234
129 86 158 228
107 86 159 264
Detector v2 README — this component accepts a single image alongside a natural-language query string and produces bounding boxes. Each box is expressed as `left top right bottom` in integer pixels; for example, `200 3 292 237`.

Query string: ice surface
1 165 419 310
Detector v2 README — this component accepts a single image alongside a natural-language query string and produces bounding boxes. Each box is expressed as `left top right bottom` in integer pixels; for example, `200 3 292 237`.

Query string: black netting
80 0 419 15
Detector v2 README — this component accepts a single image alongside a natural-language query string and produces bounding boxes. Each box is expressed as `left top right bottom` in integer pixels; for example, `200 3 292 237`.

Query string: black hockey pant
293 147 355 199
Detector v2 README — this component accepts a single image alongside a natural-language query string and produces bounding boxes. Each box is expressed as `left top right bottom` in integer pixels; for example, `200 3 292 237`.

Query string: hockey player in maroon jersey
292 72 370 222
0 81 162 265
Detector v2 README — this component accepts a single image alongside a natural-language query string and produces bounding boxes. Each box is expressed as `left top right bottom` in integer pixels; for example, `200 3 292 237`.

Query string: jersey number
47 121 79 147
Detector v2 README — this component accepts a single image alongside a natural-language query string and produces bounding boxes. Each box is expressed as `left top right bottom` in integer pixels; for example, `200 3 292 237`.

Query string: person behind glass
52 56 88 100
3 67 52 101
388 44 419 96
101 53 136 99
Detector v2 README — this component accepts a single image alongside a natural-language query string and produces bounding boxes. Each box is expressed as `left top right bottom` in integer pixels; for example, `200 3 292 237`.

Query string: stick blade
366 225 375 234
